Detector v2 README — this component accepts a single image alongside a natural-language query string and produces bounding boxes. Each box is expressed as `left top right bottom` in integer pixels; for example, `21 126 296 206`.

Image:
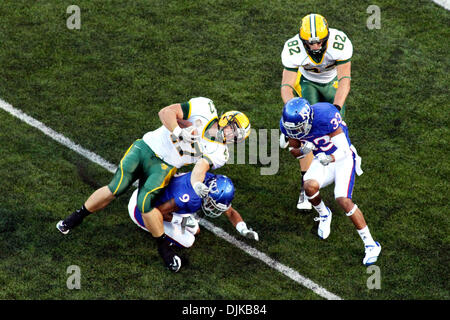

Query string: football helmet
218 111 251 143
281 97 314 139
299 13 329 57
201 175 235 218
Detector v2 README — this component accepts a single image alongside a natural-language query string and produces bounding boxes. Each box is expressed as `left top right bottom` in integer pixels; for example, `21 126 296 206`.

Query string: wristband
172 126 182 137
236 221 247 234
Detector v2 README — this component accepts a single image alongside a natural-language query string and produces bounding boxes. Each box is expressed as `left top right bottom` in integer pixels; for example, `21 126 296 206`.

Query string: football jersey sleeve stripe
181 101 191 120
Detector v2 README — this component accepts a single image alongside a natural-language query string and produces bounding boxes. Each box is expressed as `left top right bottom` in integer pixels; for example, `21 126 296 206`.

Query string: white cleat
363 241 382 266
314 207 332 239
279 133 289 149
297 190 312 210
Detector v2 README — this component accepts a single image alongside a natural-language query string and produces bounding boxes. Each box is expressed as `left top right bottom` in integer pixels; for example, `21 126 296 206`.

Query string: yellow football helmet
218 111 251 144
299 13 329 55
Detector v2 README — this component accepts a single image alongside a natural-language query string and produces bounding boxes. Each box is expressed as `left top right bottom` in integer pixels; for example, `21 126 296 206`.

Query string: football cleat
158 238 183 272
297 190 312 210
363 241 382 266
314 207 332 239
56 220 70 235
167 255 182 273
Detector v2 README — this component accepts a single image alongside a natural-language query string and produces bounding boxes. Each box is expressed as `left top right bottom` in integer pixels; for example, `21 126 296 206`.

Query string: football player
57 97 251 268
280 14 352 210
128 172 259 272
280 98 381 266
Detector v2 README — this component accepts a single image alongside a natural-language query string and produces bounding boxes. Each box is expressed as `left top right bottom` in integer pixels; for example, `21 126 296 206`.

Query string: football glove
300 141 315 155
172 125 200 143
236 221 259 241
193 181 210 198
317 152 333 166
241 228 259 241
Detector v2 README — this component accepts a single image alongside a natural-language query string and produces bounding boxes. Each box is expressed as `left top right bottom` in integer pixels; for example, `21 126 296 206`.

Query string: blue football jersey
133 171 214 228
280 102 351 156
154 172 215 213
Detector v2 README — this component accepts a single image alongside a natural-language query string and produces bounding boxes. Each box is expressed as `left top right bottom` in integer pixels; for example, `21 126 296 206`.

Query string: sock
64 205 92 228
313 201 328 216
357 226 376 247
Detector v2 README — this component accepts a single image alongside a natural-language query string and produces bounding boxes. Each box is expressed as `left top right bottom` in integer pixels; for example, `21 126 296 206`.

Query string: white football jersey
143 97 229 169
281 28 353 84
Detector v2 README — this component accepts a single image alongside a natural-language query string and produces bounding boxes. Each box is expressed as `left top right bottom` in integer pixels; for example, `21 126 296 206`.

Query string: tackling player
280 14 353 210
128 172 259 272
57 97 251 269
280 97 381 266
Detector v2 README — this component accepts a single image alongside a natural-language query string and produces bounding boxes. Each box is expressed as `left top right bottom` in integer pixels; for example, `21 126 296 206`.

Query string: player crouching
128 173 259 272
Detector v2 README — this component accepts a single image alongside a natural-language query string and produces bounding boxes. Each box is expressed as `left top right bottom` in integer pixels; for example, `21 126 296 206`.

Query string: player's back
308 102 350 143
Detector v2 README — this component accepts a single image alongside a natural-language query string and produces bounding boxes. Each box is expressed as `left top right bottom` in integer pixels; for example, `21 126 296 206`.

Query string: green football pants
107 139 176 213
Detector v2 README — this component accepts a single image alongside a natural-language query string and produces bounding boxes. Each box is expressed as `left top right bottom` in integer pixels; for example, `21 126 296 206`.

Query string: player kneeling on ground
280 97 381 266
128 171 259 272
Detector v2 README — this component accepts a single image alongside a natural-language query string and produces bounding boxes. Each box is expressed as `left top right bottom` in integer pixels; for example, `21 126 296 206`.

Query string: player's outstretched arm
190 159 211 198
224 207 259 241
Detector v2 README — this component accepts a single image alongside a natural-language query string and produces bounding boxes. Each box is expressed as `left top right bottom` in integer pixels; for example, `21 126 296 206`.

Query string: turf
0 0 448 300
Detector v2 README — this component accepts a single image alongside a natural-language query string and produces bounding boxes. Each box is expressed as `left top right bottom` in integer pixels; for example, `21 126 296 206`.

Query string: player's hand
172 125 200 143
193 182 209 198
240 227 259 241
317 152 333 166
279 133 289 149
300 141 315 155
181 216 197 229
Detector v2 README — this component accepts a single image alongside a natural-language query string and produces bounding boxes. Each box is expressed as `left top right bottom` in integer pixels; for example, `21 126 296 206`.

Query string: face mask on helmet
201 175 235 218
299 14 329 57
217 111 251 144
282 98 314 139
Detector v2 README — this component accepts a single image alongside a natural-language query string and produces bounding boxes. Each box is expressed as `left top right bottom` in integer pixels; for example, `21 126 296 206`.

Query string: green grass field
0 0 448 301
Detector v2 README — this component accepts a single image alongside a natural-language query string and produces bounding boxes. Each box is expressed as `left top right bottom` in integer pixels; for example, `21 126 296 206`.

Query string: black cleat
56 220 70 234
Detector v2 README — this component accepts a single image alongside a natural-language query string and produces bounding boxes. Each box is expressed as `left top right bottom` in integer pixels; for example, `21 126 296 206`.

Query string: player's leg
57 140 141 234
128 189 198 248
137 151 180 271
334 155 381 265
303 158 335 239
294 73 320 210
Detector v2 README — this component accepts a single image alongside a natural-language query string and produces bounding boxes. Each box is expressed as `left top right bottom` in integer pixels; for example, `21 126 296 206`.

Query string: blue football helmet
281 98 314 139
201 175 235 218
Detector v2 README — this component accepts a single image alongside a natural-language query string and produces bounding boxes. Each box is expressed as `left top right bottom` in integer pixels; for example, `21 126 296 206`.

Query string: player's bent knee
303 179 320 195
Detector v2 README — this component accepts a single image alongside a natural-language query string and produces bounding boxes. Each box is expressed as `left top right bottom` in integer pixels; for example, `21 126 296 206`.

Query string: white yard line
432 0 450 10
0 98 342 300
